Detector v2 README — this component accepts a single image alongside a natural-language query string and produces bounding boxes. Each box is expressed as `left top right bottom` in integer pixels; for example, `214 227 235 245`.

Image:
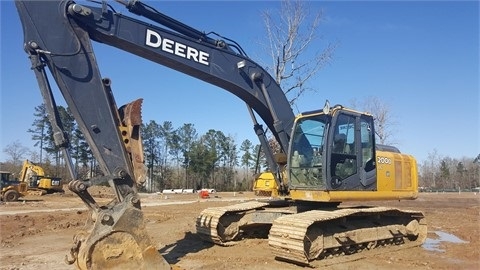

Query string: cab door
326 111 376 191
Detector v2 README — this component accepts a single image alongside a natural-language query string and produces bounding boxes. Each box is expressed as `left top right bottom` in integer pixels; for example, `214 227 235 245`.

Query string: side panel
376 151 418 192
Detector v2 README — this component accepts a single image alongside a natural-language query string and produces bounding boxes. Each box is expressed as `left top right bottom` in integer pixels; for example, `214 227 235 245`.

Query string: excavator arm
15 0 296 269
17 1 169 268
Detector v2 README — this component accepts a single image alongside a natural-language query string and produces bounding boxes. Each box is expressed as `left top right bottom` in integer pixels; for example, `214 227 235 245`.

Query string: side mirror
322 100 330 114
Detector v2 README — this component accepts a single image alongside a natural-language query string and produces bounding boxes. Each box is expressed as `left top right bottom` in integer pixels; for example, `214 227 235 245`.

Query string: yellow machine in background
18 160 64 195
253 172 278 197
1 171 28 202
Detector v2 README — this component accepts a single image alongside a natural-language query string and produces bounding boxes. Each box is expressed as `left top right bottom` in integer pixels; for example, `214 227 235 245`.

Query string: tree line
418 151 479 192
1 104 262 192
140 120 261 192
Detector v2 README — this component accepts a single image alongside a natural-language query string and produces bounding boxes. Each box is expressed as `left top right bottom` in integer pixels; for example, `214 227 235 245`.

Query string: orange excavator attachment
118 98 148 186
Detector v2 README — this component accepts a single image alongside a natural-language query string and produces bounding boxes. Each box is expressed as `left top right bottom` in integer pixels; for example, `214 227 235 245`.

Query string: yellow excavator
18 160 64 195
15 0 426 268
197 105 426 265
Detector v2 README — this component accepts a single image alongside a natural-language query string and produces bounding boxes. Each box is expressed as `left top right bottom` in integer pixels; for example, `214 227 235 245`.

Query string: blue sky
1 0 479 165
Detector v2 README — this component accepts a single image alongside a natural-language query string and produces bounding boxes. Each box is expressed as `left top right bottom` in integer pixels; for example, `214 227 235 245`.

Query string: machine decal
145 29 210 66
377 156 392 164
51 180 61 186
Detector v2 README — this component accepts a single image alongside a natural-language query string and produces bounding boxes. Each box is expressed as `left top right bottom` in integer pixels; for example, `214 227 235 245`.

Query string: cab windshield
288 115 328 188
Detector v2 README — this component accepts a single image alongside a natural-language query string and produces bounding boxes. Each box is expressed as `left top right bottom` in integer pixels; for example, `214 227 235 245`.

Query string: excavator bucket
66 193 170 270
64 99 170 269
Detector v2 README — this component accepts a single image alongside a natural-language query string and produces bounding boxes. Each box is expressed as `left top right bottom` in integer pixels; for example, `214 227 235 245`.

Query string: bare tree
2 140 29 166
261 0 337 107
351 96 398 145
419 149 443 189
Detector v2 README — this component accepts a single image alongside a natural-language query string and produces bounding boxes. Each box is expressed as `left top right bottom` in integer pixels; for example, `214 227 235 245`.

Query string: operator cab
0 171 9 189
0 171 15 188
288 102 377 191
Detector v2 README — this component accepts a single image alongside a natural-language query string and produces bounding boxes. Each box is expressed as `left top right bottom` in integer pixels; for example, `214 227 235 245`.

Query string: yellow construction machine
253 172 279 197
197 105 427 265
1 171 28 202
18 160 64 195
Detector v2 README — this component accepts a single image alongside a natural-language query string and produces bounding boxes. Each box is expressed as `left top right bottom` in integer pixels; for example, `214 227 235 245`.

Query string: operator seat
333 133 350 154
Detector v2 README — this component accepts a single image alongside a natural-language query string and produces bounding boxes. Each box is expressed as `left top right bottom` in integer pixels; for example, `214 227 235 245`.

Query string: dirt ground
0 188 478 270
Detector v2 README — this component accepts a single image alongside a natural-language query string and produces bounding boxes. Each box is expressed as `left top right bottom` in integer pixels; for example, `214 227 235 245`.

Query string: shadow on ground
159 231 214 264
